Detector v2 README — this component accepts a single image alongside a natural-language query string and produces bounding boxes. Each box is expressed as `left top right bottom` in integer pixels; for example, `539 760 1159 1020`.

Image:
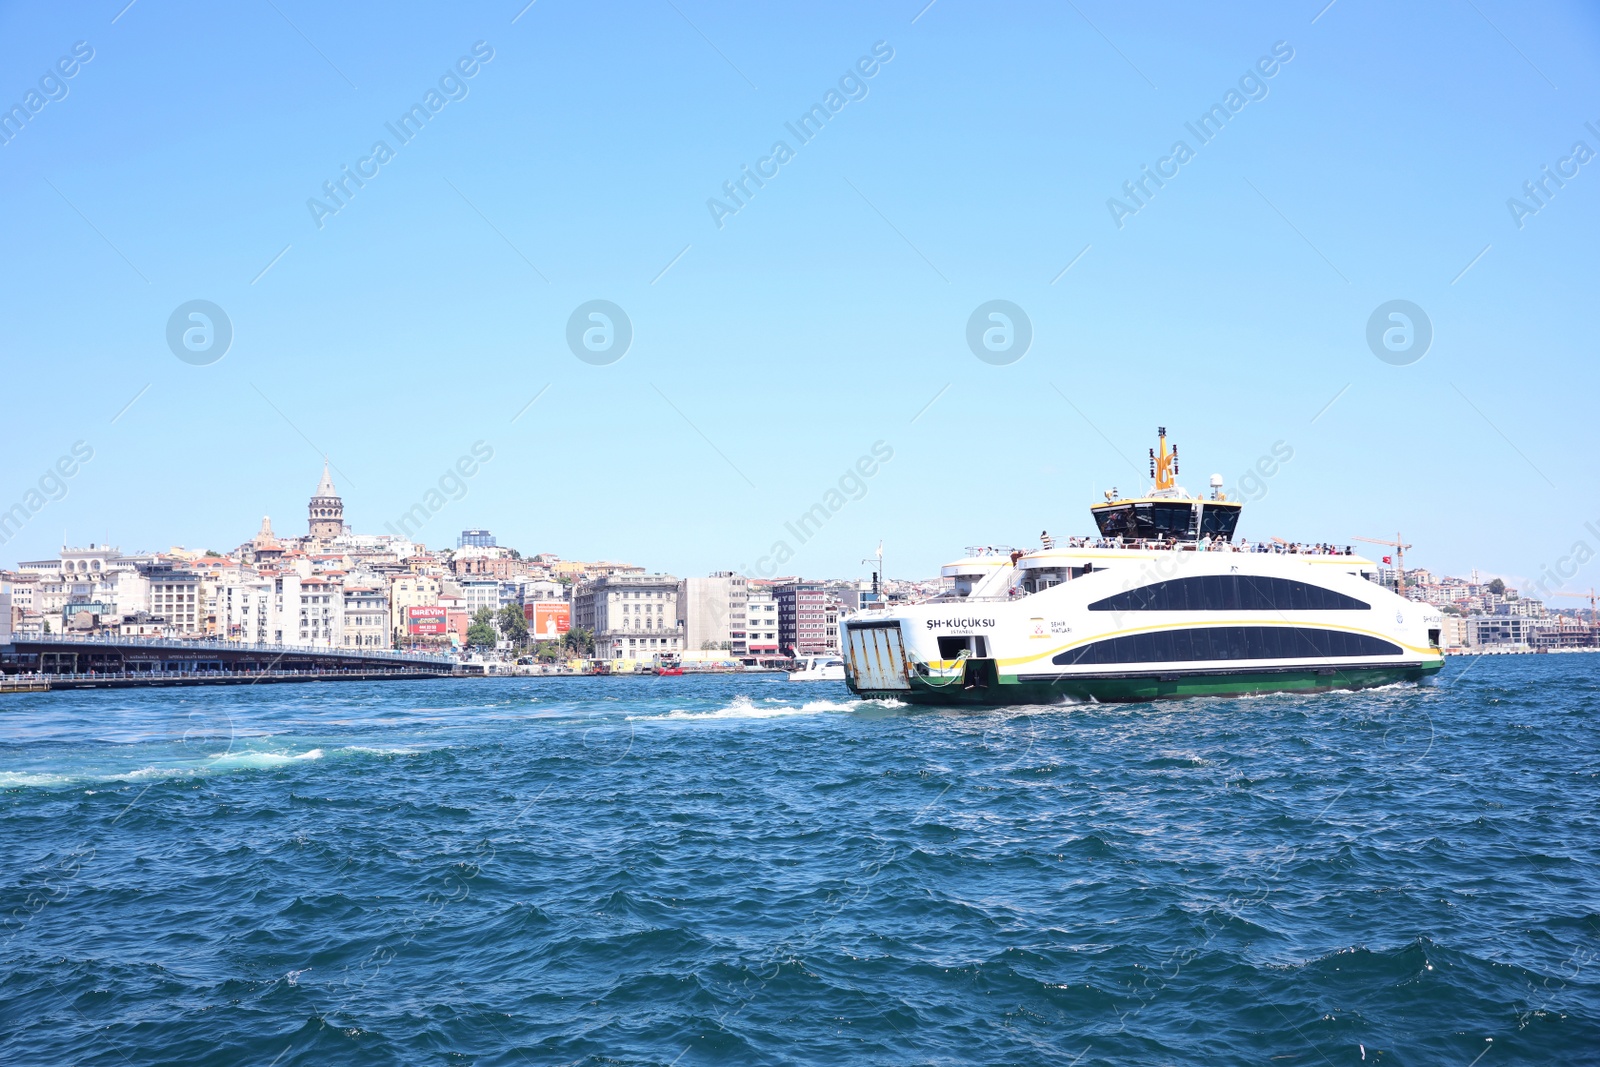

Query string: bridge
1 634 458 690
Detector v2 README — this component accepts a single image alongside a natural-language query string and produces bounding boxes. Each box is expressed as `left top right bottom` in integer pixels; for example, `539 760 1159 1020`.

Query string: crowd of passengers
1057 535 1353 555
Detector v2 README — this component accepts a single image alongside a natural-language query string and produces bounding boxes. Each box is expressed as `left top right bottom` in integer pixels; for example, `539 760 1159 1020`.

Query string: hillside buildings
59 462 1600 664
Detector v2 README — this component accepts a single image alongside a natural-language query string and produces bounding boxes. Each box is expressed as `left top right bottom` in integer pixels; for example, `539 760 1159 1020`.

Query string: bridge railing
9 632 455 666
8 666 453 682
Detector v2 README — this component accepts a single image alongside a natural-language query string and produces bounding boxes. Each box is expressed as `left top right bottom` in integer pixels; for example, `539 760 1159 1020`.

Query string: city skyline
8 450 1587 667
0 453 1582 594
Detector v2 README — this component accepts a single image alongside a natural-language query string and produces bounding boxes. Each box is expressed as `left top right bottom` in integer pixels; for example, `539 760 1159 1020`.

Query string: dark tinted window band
1088 575 1369 612
1051 626 1400 666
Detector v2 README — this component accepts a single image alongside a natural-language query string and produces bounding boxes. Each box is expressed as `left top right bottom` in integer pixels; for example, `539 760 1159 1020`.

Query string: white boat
789 655 846 682
842 428 1444 705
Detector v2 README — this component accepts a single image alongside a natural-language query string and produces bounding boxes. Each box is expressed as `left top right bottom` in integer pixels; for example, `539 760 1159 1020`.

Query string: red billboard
407 605 448 635
525 601 571 640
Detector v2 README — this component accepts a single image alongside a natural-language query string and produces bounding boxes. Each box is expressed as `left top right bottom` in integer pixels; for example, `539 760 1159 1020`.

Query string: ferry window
1138 503 1195 538
1088 575 1369 612
1094 505 1134 537
937 636 988 659
1200 505 1241 540
1052 626 1400 666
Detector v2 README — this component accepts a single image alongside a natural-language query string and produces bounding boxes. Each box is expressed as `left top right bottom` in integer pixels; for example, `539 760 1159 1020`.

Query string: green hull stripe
851 663 1442 705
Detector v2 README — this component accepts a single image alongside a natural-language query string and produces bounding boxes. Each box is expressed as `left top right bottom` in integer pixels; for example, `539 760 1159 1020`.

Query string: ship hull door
844 622 913 694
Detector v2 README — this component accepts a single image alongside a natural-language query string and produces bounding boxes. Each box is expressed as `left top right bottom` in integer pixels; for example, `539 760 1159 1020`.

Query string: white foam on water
629 694 860 721
0 770 77 789
123 764 193 780
3 747 327 789
342 745 425 756
799 699 865 712
208 748 324 771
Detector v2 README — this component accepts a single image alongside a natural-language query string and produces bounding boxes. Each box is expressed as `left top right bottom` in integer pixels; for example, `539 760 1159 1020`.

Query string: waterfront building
776 580 829 656
678 572 748 654
574 573 684 662
745 586 779 657
1466 615 1539 650
1531 614 1593 650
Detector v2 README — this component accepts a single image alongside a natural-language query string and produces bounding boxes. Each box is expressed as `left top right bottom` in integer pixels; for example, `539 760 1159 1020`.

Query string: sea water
2 658 1596 1064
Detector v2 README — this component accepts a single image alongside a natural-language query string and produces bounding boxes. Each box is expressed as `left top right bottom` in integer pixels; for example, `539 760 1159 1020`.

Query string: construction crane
1552 589 1599 621
1353 533 1413 597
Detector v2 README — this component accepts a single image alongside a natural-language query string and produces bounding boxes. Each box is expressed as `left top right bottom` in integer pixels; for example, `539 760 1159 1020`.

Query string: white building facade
575 573 684 662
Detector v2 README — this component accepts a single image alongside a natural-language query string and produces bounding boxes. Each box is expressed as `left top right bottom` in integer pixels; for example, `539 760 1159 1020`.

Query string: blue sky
2 0 1597 592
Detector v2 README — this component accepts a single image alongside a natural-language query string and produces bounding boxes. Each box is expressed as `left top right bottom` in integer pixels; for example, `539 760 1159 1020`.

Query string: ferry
842 429 1444 705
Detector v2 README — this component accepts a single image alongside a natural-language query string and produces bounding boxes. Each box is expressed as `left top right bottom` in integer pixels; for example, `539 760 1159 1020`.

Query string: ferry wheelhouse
842 430 1444 704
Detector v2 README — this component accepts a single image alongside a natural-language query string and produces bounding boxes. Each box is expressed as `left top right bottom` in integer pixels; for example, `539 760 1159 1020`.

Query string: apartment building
745 586 779 656
295 575 340 646
776 580 829 656
677 572 748 654
145 565 203 635
460 578 505 615
342 582 390 648
574 573 684 662
214 572 273 642
389 573 441 643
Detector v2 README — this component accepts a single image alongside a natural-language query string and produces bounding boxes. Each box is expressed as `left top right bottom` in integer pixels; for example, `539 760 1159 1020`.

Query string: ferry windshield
1092 501 1240 542
1200 504 1241 540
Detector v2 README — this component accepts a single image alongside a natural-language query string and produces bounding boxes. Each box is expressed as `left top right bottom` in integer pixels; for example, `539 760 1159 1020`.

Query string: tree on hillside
1487 578 1506 596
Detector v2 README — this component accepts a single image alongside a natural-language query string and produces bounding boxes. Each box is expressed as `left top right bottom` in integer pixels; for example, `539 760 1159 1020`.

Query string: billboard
525 601 571 640
407 605 448 635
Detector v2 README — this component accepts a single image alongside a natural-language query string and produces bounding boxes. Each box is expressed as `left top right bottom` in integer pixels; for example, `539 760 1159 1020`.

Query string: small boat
789 655 846 682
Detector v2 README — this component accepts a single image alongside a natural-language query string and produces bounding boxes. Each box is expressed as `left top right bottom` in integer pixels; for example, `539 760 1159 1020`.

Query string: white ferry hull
843 551 1444 705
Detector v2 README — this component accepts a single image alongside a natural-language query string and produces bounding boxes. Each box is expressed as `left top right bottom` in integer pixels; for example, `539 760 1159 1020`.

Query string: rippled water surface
2 658 1598 1065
